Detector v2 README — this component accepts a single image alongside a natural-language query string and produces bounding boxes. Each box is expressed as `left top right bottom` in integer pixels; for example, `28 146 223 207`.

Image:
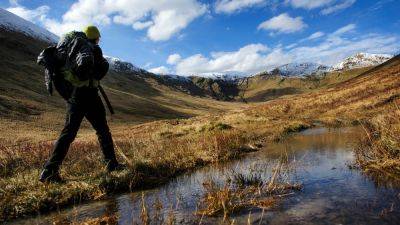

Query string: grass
238 67 370 102
196 159 301 220
52 215 119 225
355 104 400 179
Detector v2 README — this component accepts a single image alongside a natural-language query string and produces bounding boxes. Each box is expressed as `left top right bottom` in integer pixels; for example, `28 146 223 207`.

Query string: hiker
38 26 124 183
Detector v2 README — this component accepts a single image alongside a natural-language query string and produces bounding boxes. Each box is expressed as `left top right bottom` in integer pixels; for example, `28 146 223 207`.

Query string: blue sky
2 0 400 76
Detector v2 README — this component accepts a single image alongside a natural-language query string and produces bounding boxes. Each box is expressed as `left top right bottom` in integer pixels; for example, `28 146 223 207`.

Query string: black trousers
44 88 117 171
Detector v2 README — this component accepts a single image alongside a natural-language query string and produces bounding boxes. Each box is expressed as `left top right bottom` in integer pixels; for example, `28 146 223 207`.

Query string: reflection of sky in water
10 127 400 225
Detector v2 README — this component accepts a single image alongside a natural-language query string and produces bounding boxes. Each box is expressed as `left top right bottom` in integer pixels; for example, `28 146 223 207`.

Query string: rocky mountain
267 63 330 77
331 53 392 71
192 72 247 81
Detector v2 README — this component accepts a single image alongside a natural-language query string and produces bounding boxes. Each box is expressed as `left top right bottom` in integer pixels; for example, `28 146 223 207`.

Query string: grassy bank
1 57 399 221
0 115 313 221
355 104 400 179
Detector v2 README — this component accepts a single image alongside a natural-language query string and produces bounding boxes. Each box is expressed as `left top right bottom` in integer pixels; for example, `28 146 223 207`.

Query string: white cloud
332 23 356 36
175 44 281 75
308 31 325 39
133 21 154 30
286 0 334 9
215 0 266 14
28 0 207 41
286 0 356 14
6 4 50 23
321 0 356 15
258 13 307 34
306 31 325 40
167 54 182 65
171 24 399 76
286 43 298 49
149 66 171 75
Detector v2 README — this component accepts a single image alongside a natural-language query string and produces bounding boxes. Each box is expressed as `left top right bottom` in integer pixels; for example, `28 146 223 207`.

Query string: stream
9 127 400 224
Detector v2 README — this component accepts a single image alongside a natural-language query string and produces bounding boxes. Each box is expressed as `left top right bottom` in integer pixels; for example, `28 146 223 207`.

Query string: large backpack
37 31 95 100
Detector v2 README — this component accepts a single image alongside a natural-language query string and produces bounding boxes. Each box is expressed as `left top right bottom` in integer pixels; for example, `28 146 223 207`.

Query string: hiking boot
106 162 127 172
39 169 64 183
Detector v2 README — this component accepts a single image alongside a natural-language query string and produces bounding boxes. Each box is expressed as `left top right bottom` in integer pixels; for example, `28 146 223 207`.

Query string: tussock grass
196 160 301 219
0 127 252 221
53 215 119 225
355 104 400 177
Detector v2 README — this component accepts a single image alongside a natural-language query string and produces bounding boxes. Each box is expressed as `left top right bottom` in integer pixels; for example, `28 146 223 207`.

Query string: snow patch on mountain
254 63 330 77
272 63 330 77
158 74 192 83
0 8 58 43
188 72 248 81
104 56 143 73
331 53 393 71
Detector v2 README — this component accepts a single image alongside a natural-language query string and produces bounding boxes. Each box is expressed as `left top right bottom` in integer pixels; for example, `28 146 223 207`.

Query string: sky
1 0 400 76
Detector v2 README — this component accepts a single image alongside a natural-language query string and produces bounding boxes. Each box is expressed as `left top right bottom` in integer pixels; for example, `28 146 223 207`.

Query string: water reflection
9 127 400 225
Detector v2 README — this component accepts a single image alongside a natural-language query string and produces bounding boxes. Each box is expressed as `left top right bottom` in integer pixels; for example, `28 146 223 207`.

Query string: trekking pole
98 85 115 115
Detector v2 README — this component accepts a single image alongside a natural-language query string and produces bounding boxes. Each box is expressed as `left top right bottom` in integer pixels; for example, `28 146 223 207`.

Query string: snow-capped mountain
0 8 58 43
331 53 393 71
198 73 247 81
160 74 192 82
255 63 330 77
272 63 330 77
104 56 143 73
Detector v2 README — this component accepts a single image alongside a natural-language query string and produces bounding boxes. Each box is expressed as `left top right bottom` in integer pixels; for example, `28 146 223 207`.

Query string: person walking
39 26 124 183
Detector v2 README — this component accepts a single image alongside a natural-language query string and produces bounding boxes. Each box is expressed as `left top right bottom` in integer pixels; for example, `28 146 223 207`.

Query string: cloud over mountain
258 13 307 34
170 24 398 76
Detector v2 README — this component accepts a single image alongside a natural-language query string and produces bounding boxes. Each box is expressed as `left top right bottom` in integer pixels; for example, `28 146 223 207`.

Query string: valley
0 7 400 224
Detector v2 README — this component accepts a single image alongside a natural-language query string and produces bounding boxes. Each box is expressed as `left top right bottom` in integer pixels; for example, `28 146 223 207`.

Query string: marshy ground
9 127 400 225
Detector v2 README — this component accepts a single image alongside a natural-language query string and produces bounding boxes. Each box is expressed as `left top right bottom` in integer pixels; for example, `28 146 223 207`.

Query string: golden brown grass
355 104 400 178
0 58 399 222
53 215 119 225
196 160 301 220
238 67 370 102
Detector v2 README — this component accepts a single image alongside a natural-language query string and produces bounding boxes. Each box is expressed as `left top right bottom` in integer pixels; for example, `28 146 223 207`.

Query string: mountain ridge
331 52 393 71
0 8 58 43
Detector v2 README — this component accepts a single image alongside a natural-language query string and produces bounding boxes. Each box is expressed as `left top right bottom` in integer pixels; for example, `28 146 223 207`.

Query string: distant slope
236 66 371 102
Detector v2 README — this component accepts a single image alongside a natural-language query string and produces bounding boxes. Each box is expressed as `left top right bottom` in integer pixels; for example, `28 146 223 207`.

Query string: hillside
238 66 371 102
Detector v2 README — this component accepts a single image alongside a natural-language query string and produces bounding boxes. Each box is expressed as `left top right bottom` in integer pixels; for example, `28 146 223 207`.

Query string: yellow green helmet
83 25 101 40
